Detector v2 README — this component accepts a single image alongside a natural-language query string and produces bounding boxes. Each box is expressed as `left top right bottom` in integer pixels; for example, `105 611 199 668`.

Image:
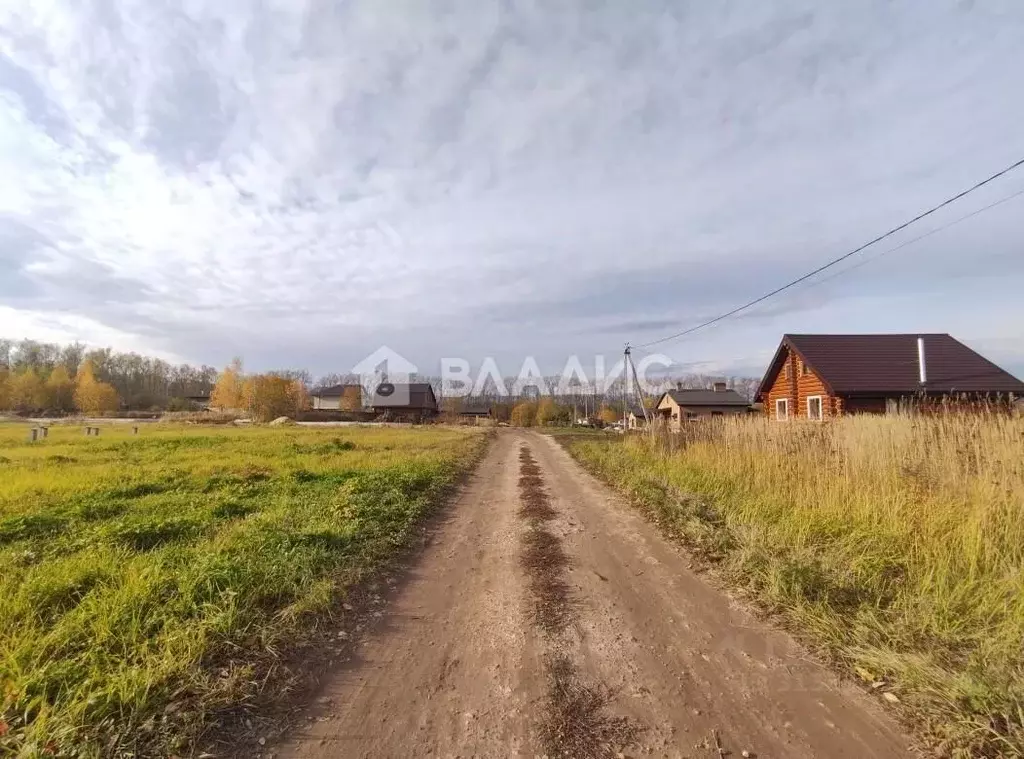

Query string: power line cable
737 185 1024 316
636 156 1024 349
629 184 1024 365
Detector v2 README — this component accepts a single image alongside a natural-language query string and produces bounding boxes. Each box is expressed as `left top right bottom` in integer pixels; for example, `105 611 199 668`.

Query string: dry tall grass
566 412 1024 757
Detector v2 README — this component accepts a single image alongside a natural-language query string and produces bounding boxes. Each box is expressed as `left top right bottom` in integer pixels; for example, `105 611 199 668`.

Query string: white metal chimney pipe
917 336 927 385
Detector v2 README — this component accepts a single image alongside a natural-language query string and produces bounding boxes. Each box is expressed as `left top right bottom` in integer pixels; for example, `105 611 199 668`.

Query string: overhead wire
732 185 1024 318
635 156 1024 349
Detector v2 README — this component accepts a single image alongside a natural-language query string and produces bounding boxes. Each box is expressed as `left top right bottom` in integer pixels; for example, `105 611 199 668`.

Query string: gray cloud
1 0 1023 377
0 217 47 299
0 54 70 138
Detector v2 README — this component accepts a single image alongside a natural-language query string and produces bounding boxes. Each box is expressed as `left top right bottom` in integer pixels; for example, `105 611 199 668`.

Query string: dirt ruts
271 431 911 758
517 445 639 757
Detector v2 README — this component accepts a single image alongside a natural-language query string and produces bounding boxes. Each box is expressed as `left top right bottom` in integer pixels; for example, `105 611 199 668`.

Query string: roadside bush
510 401 537 427
242 374 308 422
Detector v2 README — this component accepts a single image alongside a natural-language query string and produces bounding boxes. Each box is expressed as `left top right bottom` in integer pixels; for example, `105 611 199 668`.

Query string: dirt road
275 431 909 758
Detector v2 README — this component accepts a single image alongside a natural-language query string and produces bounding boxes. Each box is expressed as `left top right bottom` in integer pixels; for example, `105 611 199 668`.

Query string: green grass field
565 414 1024 758
0 422 486 757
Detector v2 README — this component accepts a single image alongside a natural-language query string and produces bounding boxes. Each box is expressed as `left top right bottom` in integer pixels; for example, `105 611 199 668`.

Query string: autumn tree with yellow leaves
598 405 620 425
534 397 558 426
45 366 76 412
510 401 537 427
0 367 9 410
210 358 245 410
74 360 120 415
8 369 46 412
242 374 308 422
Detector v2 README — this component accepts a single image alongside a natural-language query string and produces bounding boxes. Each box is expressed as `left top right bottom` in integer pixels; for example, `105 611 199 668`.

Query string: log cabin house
757 334 1024 420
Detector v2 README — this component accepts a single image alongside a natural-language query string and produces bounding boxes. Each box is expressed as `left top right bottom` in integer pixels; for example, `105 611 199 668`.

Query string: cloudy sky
2 0 1023 380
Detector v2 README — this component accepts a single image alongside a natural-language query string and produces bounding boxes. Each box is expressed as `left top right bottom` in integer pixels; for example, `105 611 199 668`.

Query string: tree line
0 357 121 415
2 337 758 419
0 338 217 414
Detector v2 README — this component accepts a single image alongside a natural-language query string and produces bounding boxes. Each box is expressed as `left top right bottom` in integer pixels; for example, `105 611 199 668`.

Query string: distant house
370 382 439 421
185 394 212 410
654 383 750 429
312 384 363 411
626 404 649 430
756 334 1024 420
457 398 492 423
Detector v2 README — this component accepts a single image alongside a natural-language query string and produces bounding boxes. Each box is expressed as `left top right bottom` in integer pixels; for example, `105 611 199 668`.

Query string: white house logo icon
352 346 418 407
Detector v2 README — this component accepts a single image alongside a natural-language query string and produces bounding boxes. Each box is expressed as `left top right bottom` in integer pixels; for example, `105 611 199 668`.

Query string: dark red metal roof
758 334 1024 397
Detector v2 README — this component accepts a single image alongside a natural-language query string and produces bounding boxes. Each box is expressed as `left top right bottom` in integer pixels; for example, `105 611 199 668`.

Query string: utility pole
623 344 630 431
627 348 652 429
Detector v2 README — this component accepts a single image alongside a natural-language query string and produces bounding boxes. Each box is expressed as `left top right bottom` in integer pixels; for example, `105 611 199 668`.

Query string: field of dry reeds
565 412 1024 757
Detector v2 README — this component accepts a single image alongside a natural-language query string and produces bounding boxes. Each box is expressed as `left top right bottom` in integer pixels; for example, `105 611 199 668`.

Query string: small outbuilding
626 404 650 430
457 398 493 423
185 394 212 410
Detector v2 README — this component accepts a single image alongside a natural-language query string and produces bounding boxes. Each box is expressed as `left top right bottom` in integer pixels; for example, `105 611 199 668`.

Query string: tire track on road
517 444 640 758
272 433 541 758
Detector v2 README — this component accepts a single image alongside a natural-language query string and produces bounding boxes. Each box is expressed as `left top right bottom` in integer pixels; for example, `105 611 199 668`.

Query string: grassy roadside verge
559 416 1024 758
0 423 488 757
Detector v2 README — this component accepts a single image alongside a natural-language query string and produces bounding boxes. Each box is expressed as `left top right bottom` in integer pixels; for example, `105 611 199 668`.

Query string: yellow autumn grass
565 412 1024 757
